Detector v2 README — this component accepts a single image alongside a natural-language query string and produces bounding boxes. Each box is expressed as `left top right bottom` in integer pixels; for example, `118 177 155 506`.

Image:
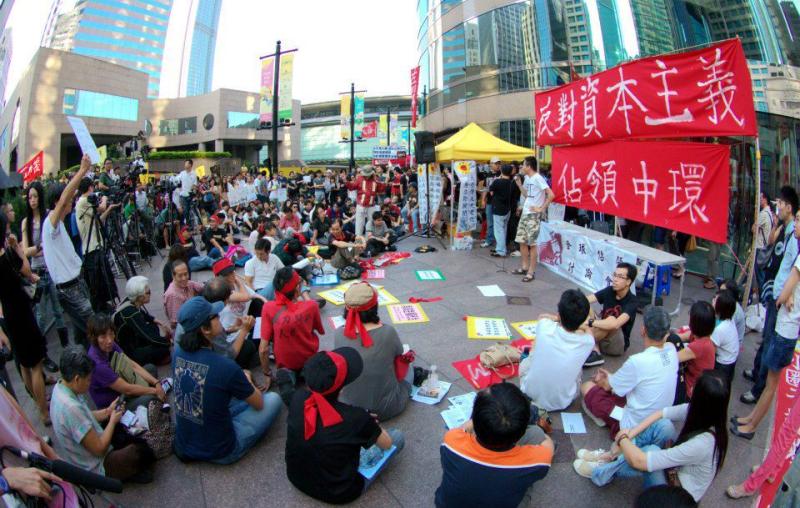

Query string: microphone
3 446 123 494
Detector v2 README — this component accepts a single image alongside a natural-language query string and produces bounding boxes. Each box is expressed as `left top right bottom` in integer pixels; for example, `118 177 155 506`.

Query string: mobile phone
115 399 125 411
160 377 173 393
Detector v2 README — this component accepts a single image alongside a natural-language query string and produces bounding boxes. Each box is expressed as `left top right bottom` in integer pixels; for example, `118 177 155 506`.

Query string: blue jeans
257 282 275 301
188 255 216 272
493 212 510 255
208 247 222 259
361 428 405 491
591 419 676 488
753 296 778 398
484 203 495 245
211 392 283 465
34 269 66 333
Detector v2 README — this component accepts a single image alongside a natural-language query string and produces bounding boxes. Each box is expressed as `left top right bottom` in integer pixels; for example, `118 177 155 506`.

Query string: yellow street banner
195 165 207 178
97 145 107 163
340 94 351 140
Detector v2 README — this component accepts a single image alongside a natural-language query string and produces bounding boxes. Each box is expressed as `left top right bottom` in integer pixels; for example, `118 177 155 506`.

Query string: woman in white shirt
711 290 739 386
575 371 729 503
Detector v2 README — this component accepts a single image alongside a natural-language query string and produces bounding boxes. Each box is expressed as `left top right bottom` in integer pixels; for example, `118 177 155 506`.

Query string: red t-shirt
685 337 716 398
260 300 324 371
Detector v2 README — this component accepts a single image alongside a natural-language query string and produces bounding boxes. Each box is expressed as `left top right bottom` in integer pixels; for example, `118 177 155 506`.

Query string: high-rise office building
629 0 675 56
44 0 173 98
185 0 222 96
0 28 10 110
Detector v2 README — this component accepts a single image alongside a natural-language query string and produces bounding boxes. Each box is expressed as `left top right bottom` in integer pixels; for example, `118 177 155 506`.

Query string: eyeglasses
612 273 629 280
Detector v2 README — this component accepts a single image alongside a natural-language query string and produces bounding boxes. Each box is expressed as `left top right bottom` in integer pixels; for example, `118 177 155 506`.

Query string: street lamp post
339 83 366 171
257 40 297 174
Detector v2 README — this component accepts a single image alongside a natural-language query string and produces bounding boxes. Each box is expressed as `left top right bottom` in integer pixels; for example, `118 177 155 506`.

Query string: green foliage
147 151 232 160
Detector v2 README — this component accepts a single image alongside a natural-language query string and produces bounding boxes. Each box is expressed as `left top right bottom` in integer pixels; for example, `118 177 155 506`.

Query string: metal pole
271 40 281 175
742 137 761 307
422 85 427 116
350 82 355 171
408 119 412 163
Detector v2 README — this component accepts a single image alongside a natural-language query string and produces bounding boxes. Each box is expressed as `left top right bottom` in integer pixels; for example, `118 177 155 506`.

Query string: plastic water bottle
426 365 440 394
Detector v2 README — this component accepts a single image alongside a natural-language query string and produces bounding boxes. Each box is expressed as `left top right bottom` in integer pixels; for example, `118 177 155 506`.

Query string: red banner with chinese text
552 140 730 242
757 345 800 507
411 66 420 128
535 39 756 146
19 151 44 183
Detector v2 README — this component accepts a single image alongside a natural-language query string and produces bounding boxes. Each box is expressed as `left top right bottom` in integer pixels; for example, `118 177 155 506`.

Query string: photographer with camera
76 177 120 312
97 159 119 192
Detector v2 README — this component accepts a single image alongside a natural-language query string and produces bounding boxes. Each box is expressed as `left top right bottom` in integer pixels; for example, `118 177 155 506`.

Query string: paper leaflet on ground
415 269 445 281
411 381 452 405
511 321 538 340
387 303 429 324
452 339 533 389
366 269 385 279
440 391 477 430
561 413 587 434
336 279 383 291
311 274 339 286
329 316 346 329
377 288 399 306
466 316 512 340
306 245 320 256
359 445 397 480
317 289 346 305
477 285 505 297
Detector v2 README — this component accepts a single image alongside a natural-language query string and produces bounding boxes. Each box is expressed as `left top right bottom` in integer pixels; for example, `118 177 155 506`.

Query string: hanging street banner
259 56 275 124
455 161 478 249
429 164 443 211
362 120 377 139
19 151 44 182
339 94 351 140
354 92 365 138
552 140 730 242
534 39 756 146
417 164 429 226
411 66 421 127
378 115 388 145
537 221 637 292
278 53 294 122
389 114 400 146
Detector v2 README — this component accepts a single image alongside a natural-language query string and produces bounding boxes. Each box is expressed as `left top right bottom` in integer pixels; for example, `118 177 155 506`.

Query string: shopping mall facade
415 0 800 275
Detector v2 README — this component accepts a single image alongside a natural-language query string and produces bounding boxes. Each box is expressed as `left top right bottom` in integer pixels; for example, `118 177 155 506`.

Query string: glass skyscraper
185 0 222 96
46 0 172 98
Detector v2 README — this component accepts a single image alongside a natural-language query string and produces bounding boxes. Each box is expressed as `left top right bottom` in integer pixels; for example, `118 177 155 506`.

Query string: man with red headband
259 267 325 405
285 347 404 504
333 283 418 421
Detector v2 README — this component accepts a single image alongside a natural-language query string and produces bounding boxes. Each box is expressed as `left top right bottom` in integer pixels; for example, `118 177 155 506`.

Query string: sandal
511 268 527 275
726 484 754 499
522 274 535 282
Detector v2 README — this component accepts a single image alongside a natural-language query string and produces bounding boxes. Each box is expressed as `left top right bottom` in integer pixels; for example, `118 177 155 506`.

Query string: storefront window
62 89 138 122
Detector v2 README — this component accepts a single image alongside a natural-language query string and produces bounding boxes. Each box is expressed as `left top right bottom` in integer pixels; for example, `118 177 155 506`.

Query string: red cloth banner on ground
19 151 44 183
758 345 800 507
535 39 756 146
410 66 420 127
452 339 532 389
551 140 730 242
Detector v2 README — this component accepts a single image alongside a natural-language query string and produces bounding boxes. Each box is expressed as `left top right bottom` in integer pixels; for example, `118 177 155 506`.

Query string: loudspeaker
414 131 436 163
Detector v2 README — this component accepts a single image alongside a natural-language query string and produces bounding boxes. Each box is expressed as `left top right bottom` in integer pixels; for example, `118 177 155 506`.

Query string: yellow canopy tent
435 122 534 162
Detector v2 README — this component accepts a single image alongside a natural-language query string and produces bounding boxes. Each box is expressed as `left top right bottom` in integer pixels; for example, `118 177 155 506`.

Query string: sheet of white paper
121 410 137 427
292 258 310 270
441 407 469 430
66 116 101 164
561 413 587 434
411 381 452 405
402 344 410 355
477 285 505 297
330 316 346 329
609 406 625 421
253 317 262 340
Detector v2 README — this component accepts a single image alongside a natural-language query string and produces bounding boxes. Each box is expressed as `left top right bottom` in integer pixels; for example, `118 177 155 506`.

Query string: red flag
551 140 730 242
410 66 421 127
535 39 756 146
19 151 44 183
569 62 580 82
361 121 377 139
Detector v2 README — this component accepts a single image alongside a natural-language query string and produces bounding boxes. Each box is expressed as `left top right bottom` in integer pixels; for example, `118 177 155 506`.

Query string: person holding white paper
521 289 594 411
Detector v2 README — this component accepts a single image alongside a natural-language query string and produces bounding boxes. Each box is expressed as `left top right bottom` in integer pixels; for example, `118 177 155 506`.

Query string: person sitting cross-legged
522 289 595 411
574 370 729 504
173 297 282 464
581 306 678 439
435 382 554 508
285 347 404 504
362 212 396 258
583 262 639 367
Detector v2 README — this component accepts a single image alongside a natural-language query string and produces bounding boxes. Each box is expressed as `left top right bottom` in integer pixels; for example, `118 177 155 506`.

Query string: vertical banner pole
743 136 760 308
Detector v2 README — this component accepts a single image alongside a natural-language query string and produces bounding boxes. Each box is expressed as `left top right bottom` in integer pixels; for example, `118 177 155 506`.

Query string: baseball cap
490 156 501 164
212 258 235 276
178 296 223 333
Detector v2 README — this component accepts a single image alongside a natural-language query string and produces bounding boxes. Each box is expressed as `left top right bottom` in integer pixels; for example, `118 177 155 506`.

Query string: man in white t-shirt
521 289 594 411
581 306 678 438
178 159 197 225
244 238 284 300
42 154 95 347
514 156 553 282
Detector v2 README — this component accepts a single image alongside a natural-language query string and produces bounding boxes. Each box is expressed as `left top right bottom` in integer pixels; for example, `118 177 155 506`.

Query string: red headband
343 285 379 348
274 270 302 311
304 352 348 440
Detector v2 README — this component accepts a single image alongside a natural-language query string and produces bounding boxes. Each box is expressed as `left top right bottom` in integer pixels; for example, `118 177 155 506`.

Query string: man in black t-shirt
489 165 514 257
285 347 404 504
583 262 639 367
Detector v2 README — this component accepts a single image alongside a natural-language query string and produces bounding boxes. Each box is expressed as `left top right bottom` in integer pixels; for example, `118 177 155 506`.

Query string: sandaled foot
511 268 527 275
726 484 755 499
522 274 535 282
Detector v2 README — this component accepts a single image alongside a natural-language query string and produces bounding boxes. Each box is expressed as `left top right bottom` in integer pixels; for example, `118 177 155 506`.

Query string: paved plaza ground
10 235 768 507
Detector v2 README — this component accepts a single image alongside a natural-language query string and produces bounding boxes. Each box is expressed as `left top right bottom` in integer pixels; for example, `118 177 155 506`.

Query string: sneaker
480 242 493 248
43 356 59 373
743 369 755 382
577 449 610 462
583 350 605 367
740 391 757 404
573 459 600 479
510 250 521 257
581 398 607 428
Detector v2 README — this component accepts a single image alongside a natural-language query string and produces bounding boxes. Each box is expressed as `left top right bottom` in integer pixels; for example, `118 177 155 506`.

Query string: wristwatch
0 472 9 495
588 319 595 328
